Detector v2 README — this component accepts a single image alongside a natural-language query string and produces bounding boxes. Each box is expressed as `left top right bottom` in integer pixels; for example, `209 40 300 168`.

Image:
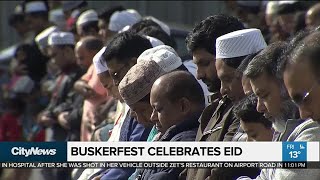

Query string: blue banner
282 142 307 162
0 142 67 162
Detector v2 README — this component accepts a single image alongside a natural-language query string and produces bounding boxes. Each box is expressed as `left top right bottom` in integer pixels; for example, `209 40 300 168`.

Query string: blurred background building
0 1 229 49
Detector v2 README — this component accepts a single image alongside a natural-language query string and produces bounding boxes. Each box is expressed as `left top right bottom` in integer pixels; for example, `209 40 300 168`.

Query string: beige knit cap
118 60 166 105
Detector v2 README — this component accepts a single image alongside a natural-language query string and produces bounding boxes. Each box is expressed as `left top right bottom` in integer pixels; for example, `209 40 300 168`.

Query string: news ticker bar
0 142 319 163
1 162 319 169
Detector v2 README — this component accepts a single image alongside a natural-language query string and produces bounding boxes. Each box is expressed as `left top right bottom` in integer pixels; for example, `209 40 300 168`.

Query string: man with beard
244 42 300 141
238 40 320 179
204 28 266 180
281 29 320 122
183 15 246 180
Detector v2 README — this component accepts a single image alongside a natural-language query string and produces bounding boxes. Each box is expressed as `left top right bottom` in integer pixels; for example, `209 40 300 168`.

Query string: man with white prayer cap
35 25 59 56
62 0 88 32
138 45 211 106
37 31 84 142
215 28 266 103
20 1 52 84
194 28 267 180
86 43 153 180
61 37 105 142
76 9 99 38
97 6 125 43
108 9 142 33
24 1 51 35
119 45 201 131
37 31 85 180
276 1 306 36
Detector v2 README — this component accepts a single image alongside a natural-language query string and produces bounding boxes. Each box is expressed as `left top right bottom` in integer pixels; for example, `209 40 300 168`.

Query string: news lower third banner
0 142 319 168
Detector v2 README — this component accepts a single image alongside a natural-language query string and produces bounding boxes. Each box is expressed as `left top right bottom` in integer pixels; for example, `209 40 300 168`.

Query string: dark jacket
42 64 84 141
135 112 201 180
185 96 259 180
58 90 84 141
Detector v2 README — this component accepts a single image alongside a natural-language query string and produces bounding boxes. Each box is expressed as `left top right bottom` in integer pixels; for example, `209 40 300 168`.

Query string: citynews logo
11 147 57 157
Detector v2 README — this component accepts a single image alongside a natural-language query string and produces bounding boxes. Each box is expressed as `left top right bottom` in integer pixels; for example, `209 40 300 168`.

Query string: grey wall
0 1 228 49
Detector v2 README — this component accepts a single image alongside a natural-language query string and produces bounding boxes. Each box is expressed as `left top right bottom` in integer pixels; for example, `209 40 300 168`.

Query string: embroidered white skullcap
137 45 182 73
119 60 166 105
12 76 35 94
93 46 108 74
25 1 47 13
76 9 98 26
35 26 59 50
145 36 164 47
145 16 171 35
216 28 267 59
48 32 75 46
108 10 141 32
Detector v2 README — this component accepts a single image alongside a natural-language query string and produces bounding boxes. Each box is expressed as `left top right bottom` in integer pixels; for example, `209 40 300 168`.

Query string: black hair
81 21 99 34
55 44 75 50
233 94 272 129
244 42 287 81
186 14 244 55
98 5 125 23
160 71 205 106
130 19 161 34
102 31 152 64
14 43 48 82
139 93 151 103
277 1 306 15
237 51 260 74
278 29 311 77
221 55 247 69
138 26 177 50
293 11 306 35
26 11 49 21
15 44 33 58
23 0 49 19
8 13 25 26
280 29 320 79
176 64 189 72
81 36 104 51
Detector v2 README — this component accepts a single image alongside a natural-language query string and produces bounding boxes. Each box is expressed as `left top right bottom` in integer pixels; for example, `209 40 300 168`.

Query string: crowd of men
1 0 320 180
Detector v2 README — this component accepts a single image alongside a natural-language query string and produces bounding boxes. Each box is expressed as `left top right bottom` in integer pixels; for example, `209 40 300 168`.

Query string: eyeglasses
291 82 317 106
111 63 130 86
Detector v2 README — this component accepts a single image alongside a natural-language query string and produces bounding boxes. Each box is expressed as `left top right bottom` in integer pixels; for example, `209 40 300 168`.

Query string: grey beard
272 119 287 133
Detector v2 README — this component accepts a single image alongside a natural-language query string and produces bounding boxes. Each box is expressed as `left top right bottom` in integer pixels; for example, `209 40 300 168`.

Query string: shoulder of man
287 119 320 141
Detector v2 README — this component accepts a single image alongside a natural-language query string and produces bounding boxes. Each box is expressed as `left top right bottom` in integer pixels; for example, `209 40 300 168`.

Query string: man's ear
179 97 191 114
